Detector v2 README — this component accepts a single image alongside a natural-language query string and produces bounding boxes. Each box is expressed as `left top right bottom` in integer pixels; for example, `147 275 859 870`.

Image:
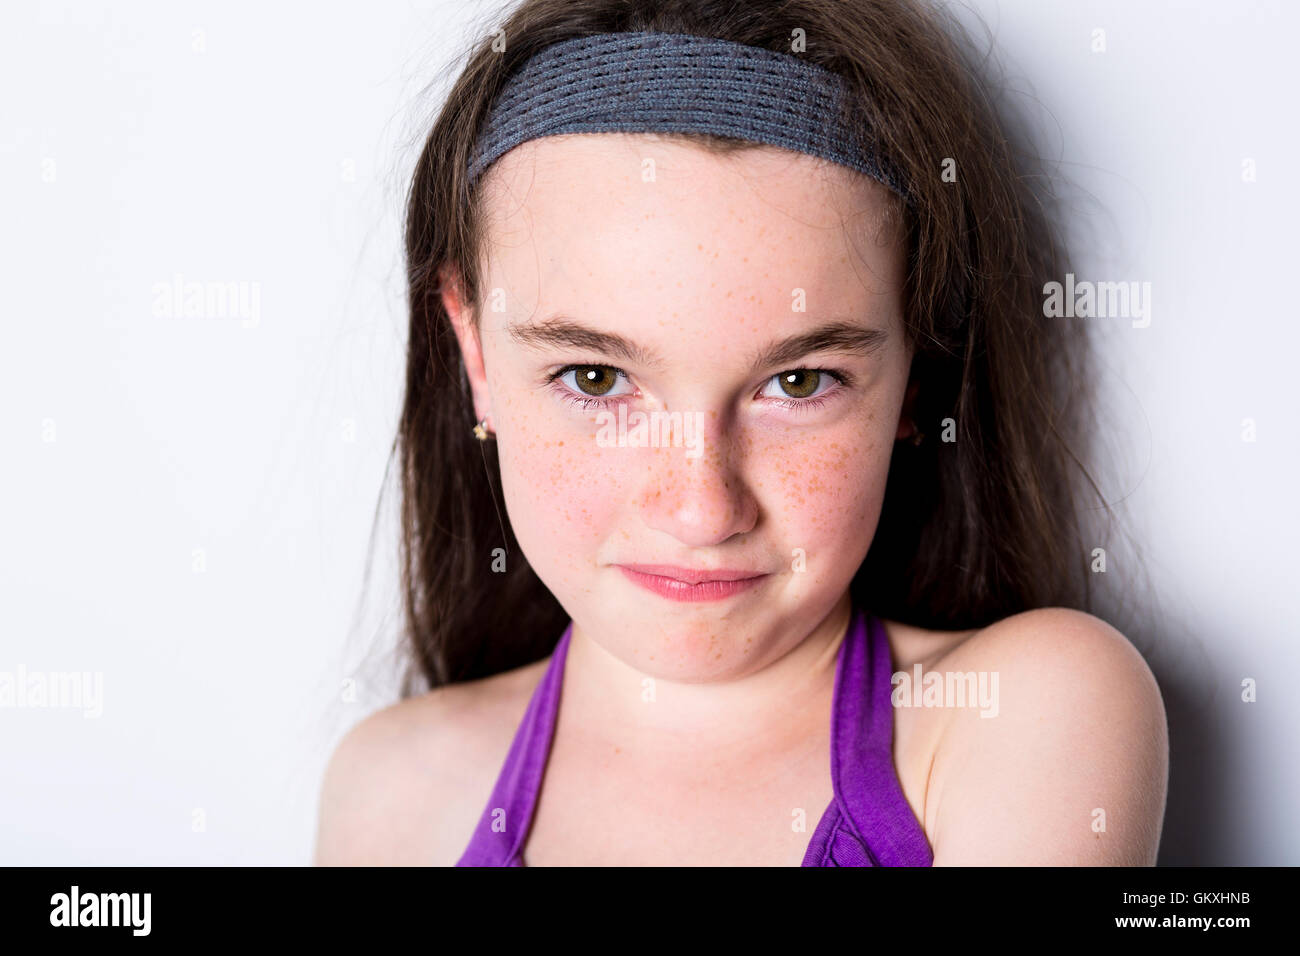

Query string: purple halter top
456 604 934 866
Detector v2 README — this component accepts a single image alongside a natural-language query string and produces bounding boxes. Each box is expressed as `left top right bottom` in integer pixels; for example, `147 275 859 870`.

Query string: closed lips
615 564 766 585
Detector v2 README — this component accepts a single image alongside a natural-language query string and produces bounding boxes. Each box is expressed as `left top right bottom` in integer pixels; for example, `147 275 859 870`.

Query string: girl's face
446 134 913 681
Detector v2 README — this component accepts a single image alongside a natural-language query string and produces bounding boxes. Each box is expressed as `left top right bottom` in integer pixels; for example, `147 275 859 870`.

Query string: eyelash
545 363 853 414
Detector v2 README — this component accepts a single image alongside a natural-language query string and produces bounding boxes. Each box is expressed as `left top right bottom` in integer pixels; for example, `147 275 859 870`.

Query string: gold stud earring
472 418 493 441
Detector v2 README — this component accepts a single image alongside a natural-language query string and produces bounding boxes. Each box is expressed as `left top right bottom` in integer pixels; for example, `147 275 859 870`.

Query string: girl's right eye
549 364 635 407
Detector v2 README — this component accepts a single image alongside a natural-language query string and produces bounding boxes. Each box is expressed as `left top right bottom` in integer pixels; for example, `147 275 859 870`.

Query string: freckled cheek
751 428 890 544
496 414 632 555
483 375 602 552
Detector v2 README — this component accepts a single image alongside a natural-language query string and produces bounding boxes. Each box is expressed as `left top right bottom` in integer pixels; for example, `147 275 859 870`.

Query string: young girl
315 0 1169 866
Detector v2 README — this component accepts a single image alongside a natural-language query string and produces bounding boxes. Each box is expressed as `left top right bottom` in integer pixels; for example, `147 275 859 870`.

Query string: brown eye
776 369 821 399
572 365 618 396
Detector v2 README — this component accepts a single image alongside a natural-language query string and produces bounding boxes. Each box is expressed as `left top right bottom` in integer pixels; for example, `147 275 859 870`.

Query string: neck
561 591 853 764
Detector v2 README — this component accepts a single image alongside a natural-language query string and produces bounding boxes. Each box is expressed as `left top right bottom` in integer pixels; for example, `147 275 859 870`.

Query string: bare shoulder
922 607 1169 864
312 656 550 866
932 606 1157 682
927 607 1167 744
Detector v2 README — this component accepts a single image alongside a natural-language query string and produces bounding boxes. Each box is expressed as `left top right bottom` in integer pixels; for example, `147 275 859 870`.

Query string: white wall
1 0 1295 865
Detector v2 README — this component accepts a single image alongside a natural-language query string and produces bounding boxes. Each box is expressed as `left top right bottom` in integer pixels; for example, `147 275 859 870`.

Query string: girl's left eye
549 365 635 408
759 369 844 406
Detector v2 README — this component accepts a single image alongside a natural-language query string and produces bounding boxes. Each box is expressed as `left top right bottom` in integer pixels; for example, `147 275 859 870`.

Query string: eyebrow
507 316 888 370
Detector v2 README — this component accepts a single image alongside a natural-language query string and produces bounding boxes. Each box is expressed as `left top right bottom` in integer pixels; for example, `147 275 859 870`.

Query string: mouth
613 564 769 602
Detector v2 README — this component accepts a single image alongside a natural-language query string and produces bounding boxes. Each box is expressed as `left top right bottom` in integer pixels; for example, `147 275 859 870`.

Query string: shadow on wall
1157 663 1227 865
955 8 1224 866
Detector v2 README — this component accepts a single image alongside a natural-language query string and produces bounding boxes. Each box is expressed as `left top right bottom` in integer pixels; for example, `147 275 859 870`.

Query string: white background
1 0 1296 865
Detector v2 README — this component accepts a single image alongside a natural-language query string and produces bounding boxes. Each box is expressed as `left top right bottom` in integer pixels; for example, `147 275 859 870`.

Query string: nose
636 421 759 548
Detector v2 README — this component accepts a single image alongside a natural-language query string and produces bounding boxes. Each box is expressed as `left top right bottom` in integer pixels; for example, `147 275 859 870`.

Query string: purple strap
456 607 932 866
802 611 935 866
455 622 573 867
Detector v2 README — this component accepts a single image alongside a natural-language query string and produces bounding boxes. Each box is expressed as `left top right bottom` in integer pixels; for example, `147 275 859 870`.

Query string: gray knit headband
466 31 910 203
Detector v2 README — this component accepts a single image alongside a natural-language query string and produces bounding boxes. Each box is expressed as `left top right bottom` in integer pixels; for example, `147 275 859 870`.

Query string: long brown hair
393 0 1111 693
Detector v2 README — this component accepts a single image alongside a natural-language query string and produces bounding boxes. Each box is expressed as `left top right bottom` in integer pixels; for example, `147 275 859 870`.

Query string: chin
594 611 765 677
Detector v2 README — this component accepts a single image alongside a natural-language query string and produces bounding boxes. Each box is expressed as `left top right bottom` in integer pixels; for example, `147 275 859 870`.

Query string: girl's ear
896 377 920 442
438 263 493 428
